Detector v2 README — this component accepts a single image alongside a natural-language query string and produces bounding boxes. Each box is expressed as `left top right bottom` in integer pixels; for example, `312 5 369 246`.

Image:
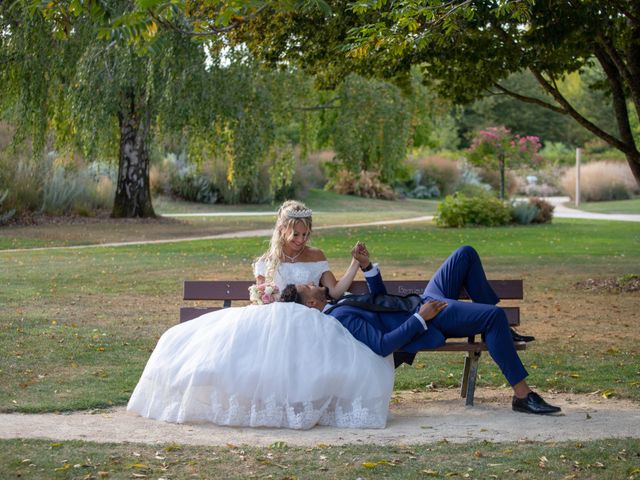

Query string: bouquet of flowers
249 282 281 305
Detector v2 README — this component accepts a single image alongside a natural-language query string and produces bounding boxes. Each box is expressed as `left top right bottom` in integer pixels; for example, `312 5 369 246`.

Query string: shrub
560 161 638 201
0 156 43 219
511 201 539 225
477 167 519 198
529 197 554 224
539 141 574 166
435 193 512 227
406 183 441 199
326 169 396 200
455 161 494 196
510 197 554 225
170 169 219 204
40 161 114 216
41 164 84 215
409 152 461 196
0 189 16 225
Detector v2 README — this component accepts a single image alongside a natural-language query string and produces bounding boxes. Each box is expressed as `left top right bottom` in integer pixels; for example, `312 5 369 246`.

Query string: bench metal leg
460 351 481 406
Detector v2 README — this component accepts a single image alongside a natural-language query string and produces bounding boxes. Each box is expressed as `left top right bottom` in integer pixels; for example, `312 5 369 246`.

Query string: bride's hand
351 241 370 268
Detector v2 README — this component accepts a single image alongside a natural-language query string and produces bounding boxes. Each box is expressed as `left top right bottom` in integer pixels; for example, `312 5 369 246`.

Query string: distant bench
181 279 527 406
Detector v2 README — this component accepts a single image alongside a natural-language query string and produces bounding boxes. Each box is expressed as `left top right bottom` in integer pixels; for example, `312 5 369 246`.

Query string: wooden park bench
180 279 527 406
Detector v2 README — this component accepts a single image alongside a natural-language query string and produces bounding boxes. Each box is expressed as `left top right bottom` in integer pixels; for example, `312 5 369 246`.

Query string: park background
1 0 640 478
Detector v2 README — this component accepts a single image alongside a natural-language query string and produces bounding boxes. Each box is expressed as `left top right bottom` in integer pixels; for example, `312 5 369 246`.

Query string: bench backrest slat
184 279 523 300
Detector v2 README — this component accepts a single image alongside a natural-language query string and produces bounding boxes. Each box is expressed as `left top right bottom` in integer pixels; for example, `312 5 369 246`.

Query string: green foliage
467 126 541 199
510 197 554 225
41 164 86 215
511 201 539 225
268 145 296 201
325 169 396 200
540 141 575 166
435 193 512 228
409 152 461 197
0 189 16 225
0 152 45 219
331 74 411 184
40 160 115 215
3 438 640 480
170 170 220 205
529 197 554 224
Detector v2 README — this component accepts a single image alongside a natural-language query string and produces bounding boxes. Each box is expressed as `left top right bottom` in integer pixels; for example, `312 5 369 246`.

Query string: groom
280 244 561 415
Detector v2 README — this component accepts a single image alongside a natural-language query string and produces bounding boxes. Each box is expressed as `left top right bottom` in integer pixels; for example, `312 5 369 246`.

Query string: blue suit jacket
326 271 446 359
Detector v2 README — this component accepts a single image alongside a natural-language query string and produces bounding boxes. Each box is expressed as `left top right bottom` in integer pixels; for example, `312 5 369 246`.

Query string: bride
127 201 394 430
253 200 361 298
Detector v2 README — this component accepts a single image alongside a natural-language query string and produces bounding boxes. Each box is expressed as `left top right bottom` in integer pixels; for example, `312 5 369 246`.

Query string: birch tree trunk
112 93 155 218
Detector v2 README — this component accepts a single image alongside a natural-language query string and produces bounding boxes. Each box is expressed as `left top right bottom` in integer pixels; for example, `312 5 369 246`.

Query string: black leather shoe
511 328 535 343
512 392 561 414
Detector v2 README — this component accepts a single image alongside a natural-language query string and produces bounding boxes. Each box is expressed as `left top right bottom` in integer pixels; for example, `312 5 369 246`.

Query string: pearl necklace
283 246 305 263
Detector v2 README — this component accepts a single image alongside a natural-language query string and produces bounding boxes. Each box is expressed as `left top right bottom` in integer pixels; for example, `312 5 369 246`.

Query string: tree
344 0 640 185
1 0 212 217
459 69 617 148
181 0 639 186
330 74 411 182
467 126 541 200
2 1 312 215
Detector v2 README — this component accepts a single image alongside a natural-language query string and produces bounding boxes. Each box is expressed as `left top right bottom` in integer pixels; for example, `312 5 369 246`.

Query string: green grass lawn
1 202 639 478
1 218 638 413
2 438 639 479
154 189 440 214
573 197 640 214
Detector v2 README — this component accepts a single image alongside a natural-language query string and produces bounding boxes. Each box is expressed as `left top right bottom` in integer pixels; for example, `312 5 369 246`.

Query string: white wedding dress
127 261 394 429
252 258 331 290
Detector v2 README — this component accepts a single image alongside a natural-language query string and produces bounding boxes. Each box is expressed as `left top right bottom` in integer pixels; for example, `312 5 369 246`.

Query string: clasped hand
351 241 370 269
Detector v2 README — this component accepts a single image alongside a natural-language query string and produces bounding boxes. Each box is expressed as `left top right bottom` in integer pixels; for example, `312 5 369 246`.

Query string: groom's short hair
280 284 303 304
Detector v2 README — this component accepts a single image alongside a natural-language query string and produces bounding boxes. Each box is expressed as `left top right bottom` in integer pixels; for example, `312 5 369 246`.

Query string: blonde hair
258 200 313 282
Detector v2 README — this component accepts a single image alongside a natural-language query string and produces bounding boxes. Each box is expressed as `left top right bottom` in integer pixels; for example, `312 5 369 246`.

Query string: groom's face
296 284 327 310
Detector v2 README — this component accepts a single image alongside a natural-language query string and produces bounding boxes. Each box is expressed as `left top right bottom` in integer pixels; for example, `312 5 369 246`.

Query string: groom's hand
351 241 370 269
418 300 448 321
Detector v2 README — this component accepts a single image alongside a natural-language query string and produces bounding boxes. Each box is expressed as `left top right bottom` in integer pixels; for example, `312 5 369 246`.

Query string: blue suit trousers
406 246 528 386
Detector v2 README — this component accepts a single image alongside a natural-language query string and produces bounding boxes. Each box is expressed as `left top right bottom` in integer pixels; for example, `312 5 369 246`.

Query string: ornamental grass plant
560 160 638 201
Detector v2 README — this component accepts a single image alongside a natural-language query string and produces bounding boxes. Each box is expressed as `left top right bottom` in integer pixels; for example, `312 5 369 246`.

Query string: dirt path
1 389 638 446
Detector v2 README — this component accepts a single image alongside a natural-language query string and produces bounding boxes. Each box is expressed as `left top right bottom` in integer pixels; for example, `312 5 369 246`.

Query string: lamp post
575 148 582 207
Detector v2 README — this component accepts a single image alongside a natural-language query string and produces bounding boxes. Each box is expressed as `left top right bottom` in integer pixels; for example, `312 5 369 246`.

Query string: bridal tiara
285 208 313 219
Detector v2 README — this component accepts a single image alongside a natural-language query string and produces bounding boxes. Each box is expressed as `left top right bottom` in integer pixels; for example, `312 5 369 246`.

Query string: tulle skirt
127 303 394 429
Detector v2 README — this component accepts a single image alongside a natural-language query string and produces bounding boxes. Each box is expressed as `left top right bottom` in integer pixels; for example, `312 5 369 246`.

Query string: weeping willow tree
1 1 313 216
331 74 411 184
1 0 214 216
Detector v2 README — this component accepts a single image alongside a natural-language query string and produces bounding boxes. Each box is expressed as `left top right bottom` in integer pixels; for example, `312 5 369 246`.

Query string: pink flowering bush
249 283 281 305
467 126 542 199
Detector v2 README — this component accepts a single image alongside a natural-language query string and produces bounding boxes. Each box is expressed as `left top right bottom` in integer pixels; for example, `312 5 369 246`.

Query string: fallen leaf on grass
601 389 616 398
361 460 396 469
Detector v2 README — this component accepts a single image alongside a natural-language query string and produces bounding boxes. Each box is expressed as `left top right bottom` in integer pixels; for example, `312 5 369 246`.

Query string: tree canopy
227 0 640 185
